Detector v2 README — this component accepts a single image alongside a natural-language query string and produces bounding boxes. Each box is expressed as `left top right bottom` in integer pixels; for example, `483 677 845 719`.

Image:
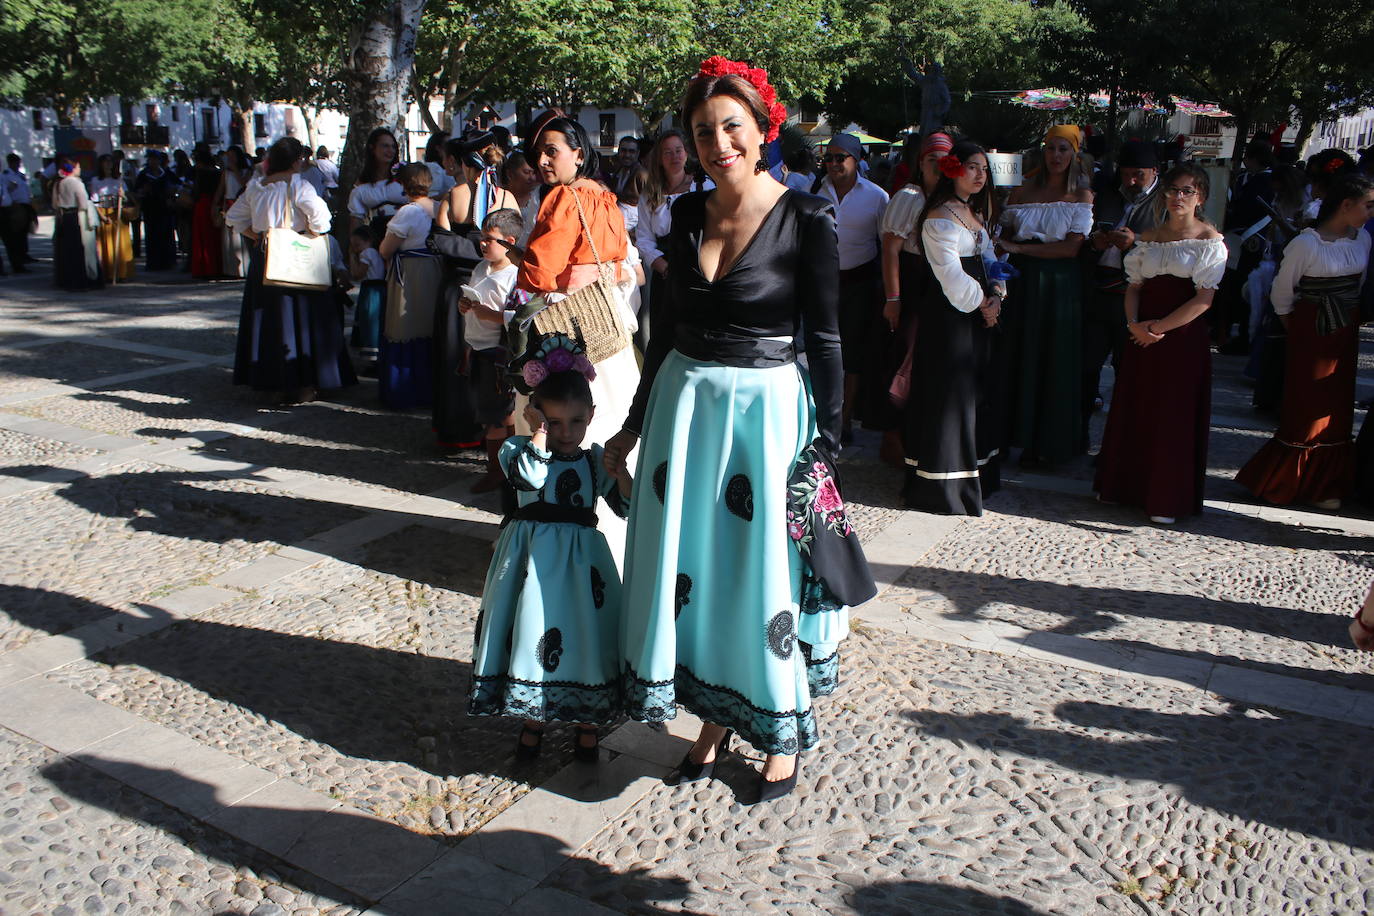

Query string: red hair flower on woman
696 55 788 143
938 154 966 179
1324 157 1345 173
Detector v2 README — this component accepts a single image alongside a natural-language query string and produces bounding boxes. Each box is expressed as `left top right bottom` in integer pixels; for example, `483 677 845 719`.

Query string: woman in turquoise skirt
469 336 632 762
605 57 871 802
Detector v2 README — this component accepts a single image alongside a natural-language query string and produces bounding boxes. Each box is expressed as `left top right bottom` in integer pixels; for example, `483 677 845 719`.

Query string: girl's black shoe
755 757 800 804
514 723 544 762
573 725 600 763
672 729 733 784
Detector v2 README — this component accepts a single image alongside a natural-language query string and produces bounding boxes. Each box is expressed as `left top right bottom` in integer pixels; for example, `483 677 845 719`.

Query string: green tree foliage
0 0 251 122
821 0 1074 141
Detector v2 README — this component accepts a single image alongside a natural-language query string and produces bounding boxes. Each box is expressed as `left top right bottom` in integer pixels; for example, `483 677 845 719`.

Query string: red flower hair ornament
696 55 788 143
1324 157 1346 174
938 154 967 179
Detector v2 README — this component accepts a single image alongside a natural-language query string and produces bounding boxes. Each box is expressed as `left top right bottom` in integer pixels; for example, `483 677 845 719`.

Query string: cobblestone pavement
0 242 1371 916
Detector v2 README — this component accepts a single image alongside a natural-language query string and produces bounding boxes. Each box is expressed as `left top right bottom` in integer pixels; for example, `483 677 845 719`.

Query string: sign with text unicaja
985 152 1023 188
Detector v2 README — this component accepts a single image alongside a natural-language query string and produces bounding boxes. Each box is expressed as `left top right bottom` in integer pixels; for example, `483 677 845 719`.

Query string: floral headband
521 333 596 389
938 154 966 179
696 56 788 143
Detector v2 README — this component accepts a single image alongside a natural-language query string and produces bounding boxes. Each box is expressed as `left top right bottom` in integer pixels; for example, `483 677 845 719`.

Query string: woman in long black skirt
226 138 356 404
902 141 1006 516
51 160 103 291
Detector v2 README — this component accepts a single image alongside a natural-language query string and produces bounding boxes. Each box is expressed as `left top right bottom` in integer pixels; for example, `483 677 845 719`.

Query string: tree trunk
412 67 443 135
299 105 316 152
1106 78 1118 170
231 96 256 153
340 0 429 192
1292 113 1317 157
1229 111 1251 166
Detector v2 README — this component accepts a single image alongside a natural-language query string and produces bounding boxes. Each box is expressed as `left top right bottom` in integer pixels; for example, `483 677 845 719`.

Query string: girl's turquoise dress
619 190 853 755
468 436 627 723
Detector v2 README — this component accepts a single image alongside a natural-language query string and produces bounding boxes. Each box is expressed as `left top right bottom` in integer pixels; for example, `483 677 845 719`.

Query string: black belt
673 327 796 368
507 503 598 527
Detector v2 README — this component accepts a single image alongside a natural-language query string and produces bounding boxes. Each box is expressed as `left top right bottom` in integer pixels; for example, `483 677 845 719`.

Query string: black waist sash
1296 273 1361 335
507 503 599 527
673 326 797 368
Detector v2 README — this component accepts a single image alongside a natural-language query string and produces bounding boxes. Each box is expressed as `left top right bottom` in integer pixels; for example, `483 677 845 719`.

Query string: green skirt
1005 255 1083 463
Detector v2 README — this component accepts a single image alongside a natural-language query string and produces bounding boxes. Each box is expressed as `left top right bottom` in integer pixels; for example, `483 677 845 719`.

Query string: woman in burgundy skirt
1236 174 1373 509
1095 164 1227 524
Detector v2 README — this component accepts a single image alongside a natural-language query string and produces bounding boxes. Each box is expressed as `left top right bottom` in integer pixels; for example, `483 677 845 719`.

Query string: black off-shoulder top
624 189 843 449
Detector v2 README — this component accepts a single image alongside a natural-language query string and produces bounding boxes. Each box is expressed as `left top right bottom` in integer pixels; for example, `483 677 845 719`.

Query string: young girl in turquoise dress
468 334 633 762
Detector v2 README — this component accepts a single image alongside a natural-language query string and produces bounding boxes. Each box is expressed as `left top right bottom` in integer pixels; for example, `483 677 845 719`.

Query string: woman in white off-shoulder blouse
1237 174 1373 509
996 124 1094 466
1094 164 1226 524
903 141 1007 517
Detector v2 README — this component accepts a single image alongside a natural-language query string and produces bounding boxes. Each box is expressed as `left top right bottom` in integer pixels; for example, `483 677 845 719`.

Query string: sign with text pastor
986 152 1023 188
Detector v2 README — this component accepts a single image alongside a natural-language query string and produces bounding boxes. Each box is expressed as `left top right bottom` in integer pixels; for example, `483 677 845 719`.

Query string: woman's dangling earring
755 143 768 173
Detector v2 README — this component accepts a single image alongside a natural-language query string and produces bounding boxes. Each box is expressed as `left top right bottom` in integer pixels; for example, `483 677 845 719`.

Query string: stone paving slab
43 528 578 841
1 726 369 915
880 485 1374 691
0 459 367 651
540 629 1374 916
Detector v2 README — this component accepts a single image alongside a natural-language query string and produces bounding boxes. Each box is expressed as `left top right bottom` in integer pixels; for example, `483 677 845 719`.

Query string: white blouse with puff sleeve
225 174 330 235
347 179 407 220
881 186 927 255
1000 201 1093 243
921 217 994 313
1123 237 1228 291
1268 227 1370 315
384 201 434 250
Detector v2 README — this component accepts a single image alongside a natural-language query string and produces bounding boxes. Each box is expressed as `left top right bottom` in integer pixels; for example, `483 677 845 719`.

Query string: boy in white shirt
461 207 523 492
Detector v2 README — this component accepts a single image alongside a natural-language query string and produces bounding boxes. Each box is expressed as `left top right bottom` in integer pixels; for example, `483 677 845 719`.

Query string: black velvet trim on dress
508 442 548 491
468 673 620 724
622 663 819 755
801 642 840 697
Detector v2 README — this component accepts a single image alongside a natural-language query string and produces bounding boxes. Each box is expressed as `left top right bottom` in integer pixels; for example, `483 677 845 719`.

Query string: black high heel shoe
573 725 600 763
672 728 733 784
514 723 544 762
755 756 800 803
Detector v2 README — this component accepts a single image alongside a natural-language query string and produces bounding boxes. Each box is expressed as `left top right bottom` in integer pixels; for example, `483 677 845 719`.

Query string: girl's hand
978 295 1001 328
882 297 901 331
603 428 639 476
1350 616 1374 651
458 298 474 313
523 403 547 433
1129 321 1163 347
652 257 668 278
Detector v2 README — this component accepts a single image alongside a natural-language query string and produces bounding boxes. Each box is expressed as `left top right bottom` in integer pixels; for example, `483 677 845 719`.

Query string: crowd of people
13 56 1374 797
13 143 345 289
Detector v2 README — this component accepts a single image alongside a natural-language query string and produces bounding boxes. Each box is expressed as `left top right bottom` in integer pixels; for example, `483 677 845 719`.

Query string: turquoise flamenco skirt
469 518 623 724
620 351 848 755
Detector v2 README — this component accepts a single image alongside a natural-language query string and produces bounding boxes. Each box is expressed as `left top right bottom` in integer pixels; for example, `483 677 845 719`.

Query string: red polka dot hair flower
938 153 966 179
696 55 788 143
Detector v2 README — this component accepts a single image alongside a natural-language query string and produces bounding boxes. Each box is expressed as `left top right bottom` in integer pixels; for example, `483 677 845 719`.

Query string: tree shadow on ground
891 564 1354 650
1 465 495 595
5 585 577 784
905 701 1374 849
989 478 1374 550
40 758 697 913
879 564 1374 691
846 880 1053 915
133 420 488 498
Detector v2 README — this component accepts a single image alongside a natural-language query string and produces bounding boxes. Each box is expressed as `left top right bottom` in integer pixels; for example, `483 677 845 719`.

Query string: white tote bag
262 179 331 291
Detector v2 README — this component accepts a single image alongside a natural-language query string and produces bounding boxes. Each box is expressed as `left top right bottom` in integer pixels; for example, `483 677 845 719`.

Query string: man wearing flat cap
1082 140 1161 448
815 132 889 445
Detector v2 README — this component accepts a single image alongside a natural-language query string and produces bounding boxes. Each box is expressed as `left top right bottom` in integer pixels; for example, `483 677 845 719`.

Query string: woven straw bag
531 185 630 364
